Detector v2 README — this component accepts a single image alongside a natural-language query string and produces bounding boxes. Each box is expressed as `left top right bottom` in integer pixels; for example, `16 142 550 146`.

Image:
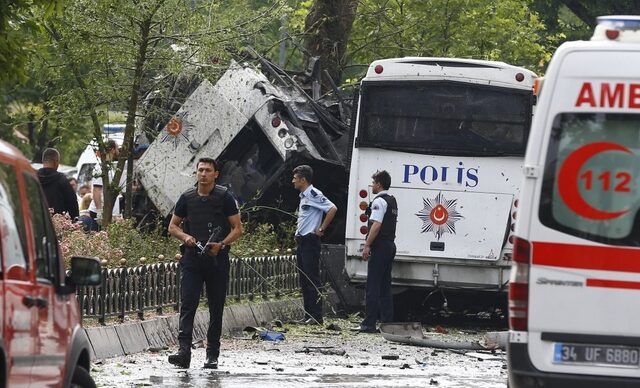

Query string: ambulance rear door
526 44 640 378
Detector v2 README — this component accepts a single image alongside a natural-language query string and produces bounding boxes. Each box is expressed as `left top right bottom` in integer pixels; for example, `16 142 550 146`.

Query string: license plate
553 343 640 368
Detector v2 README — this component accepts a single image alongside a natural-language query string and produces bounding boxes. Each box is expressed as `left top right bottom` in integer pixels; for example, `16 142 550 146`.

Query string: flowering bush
52 213 298 268
52 213 179 268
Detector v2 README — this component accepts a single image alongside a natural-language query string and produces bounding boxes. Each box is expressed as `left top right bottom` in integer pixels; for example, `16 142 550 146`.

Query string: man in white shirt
354 170 398 333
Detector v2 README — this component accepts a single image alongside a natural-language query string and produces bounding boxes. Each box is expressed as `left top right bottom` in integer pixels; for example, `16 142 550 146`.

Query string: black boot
168 350 191 368
203 353 218 369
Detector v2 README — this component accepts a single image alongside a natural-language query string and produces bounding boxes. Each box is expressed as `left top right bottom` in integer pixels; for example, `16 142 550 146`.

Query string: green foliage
232 219 297 258
0 0 62 85
346 0 559 75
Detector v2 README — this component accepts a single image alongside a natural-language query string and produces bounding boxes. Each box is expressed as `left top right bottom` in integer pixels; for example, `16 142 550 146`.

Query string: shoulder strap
184 187 198 199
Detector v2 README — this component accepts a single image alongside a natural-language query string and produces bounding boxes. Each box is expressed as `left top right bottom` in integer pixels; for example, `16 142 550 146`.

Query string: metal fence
76 255 302 324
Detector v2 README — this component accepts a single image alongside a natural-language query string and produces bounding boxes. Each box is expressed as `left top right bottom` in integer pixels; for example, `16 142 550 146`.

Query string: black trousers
295 234 323 321
362 239 396 328
178 249 230 358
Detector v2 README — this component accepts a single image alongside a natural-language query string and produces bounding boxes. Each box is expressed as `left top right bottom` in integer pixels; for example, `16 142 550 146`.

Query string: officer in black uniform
354 170 398 333
167 157 243 369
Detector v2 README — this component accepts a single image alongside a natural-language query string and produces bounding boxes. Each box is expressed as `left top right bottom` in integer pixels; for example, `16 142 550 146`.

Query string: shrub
52 213 296 268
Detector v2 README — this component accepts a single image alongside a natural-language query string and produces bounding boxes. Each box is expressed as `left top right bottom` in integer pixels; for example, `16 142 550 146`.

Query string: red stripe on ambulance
532 241 640 273
575 82 640 108
586 278 640 290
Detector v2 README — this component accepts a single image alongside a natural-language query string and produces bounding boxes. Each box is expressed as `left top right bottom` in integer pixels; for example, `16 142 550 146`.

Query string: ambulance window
23 174 58 280
0 164 29 273
540 113 640 246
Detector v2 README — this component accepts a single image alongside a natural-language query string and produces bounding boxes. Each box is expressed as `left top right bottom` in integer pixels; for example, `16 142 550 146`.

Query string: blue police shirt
296 185 335 236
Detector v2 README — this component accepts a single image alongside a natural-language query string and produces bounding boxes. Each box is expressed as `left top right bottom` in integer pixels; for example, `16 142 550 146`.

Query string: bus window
358 82 531 156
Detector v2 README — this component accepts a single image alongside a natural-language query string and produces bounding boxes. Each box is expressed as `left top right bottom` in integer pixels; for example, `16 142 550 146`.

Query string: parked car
0 141 102 387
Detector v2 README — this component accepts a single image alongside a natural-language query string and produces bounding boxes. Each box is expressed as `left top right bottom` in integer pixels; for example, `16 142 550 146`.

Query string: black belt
295 233 319 244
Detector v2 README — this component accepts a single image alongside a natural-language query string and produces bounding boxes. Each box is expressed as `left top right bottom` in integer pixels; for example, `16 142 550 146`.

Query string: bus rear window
357 82 532 156
540 113 640 246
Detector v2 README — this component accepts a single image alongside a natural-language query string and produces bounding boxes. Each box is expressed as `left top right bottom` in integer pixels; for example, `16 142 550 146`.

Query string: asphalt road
92 318 508 387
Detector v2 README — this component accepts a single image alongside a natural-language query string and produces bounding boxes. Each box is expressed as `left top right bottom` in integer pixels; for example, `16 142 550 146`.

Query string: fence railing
76 255 303 324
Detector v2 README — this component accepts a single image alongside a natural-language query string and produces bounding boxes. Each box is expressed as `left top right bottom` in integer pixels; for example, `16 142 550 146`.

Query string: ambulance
508 16 640 387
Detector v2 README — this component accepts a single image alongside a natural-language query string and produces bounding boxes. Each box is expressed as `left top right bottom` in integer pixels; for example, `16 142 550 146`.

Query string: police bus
344 57 537 301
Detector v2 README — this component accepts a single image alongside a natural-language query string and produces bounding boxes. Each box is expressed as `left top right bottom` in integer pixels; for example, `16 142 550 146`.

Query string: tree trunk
303 0 358 89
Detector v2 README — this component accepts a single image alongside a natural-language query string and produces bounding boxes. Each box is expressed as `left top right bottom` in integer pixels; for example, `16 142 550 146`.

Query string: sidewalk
85 298 307 360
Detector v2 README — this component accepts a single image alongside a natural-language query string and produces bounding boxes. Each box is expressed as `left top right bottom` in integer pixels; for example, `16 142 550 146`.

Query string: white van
508 16 640 387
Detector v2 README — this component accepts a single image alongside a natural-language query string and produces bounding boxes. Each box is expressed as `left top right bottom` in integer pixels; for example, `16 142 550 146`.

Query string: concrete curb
85 297 305 360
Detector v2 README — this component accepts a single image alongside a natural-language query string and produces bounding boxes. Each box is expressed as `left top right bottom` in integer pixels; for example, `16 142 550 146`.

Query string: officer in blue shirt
292 165 337 325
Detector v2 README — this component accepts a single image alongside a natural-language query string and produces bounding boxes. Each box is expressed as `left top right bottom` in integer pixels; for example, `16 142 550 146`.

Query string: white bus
345 57 537 295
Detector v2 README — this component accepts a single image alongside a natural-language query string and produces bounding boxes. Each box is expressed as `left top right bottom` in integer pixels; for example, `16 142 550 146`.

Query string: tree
301 0 358 87
0 0 62 86
44 0 283 225
346 0 558 75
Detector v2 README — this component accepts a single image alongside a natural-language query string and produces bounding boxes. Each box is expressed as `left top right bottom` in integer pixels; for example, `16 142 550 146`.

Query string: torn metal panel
136 61 352 231
379 322 486 350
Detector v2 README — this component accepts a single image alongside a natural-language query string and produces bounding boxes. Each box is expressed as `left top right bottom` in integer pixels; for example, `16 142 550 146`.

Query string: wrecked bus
345 58 537 298
135 62 352 242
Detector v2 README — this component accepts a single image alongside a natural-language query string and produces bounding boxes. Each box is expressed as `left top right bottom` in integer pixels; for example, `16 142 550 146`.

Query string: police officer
167 158 243 369
354 170 397 333
292 165 337 325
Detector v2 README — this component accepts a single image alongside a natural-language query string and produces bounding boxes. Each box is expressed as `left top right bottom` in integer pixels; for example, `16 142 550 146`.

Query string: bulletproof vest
183 185 230 243
365 193 398 242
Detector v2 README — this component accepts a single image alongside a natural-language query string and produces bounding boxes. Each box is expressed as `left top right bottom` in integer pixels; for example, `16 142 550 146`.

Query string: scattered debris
296 346 346 356
435 325 448 334
400 363 411 369
381 355 399 360
326 323 342 331
464 352 503 361
430 378 439 385
258 331 286 342
145 346 168 353
483 331 508 350
306 368 317 371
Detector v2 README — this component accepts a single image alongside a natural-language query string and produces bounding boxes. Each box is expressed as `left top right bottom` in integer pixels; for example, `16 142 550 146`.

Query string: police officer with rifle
167 157 243 369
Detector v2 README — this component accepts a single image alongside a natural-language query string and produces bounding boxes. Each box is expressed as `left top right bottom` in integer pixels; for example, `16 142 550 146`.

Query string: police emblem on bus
416 192 464 240
161 112 199 151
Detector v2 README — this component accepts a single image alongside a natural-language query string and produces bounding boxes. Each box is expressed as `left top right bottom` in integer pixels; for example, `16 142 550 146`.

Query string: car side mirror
70 256 102 286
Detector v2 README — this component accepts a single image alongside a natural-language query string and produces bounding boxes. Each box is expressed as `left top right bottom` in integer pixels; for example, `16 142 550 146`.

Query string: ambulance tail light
509 237 530 331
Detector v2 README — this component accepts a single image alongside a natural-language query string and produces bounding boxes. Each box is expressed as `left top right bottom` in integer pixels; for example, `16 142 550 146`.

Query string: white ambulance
508 16 640 387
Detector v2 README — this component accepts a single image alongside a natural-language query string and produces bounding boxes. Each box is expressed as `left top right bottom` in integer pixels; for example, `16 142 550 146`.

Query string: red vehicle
0 141 101 387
